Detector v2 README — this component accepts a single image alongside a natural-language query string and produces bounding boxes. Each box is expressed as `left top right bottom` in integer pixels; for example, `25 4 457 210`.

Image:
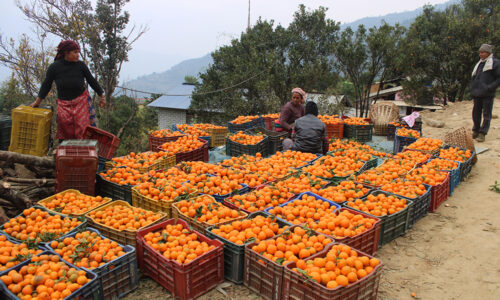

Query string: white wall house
148 85 194 129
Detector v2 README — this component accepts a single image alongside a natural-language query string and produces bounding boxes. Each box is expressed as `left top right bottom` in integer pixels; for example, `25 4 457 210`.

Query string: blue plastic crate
438 145 475 181
265 191 341 225
0 250 101 300
46 227 139 299
0 233 47 277
393 128 420 154
424 158 461 196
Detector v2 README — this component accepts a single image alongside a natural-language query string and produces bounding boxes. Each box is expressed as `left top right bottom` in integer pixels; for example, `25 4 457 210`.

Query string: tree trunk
116 105 138 139
4 177 55 186
0 181 32 209
0 151 55 168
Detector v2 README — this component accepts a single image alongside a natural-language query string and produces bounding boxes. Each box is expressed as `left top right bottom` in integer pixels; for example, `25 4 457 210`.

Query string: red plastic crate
148 134 184 152
429 171 450 212
326 122 344 139
136 218 224 300
282 243 383 300
83 126 120 159
56 146 98 195
327 207 381 256
263 117 278 131
158 138 209 163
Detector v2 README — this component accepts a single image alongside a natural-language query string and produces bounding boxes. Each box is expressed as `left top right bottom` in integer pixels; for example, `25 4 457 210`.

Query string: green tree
0 76 31 113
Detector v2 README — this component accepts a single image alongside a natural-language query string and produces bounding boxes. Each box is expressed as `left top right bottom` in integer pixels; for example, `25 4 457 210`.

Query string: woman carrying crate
275 87 305 134
31 40 105 140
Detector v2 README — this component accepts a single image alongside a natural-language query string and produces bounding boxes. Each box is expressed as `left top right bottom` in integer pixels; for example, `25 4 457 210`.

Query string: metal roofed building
147 84 195 129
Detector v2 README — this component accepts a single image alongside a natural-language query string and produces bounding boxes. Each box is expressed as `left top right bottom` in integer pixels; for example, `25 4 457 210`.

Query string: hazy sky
0 0 449 83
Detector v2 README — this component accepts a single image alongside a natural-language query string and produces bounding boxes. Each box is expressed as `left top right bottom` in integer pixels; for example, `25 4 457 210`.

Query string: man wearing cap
470 43 500 142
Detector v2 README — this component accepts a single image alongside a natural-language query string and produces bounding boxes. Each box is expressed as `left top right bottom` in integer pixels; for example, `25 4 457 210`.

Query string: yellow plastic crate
37 189 112 218
9 105 52 156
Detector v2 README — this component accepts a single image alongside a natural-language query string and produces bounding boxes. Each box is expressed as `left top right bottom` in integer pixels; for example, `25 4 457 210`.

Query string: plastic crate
393 132 419 154
131 186 197 217
83 126 120 160
202 183 250 203
265 192 341 226
171 138 209 163
171 196 248 234
346 191 412 246
319 207 381 256
228 117 265 133
56 145 98 195
0 250 101 300
429 171 450 213
85 200 168 247
325 121 344 139
96 173 133 204
363 157 378 170
37 189 112 218
0 234 47 276
380 182 432 229
282 243 383 300
106 152 176 173
245 127 288 156
425 158 461 196
205 211 290 284
9 105 52 157
0 115 12 151
263 117 278 131
343 123 373 143
60 139 98 148
439 145 475 182
148 134 184 152
207 127 229 147
226 136 269 157
47 228 138 299
136 218 224 300
172 124 212 145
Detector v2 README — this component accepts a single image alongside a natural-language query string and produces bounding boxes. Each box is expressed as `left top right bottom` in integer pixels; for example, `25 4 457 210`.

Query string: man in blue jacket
470 43 500 142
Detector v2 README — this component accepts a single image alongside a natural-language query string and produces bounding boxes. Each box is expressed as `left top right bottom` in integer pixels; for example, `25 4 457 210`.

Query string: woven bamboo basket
369 102 400 136
444 127 477 165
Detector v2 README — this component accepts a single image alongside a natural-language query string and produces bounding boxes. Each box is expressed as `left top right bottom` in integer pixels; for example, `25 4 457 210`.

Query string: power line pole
247 0 251 31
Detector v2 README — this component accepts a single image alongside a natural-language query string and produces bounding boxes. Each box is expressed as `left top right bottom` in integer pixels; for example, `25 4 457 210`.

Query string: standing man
470 43 500 142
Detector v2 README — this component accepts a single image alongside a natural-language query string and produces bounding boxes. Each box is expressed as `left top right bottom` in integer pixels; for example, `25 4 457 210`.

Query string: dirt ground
123 100 500 300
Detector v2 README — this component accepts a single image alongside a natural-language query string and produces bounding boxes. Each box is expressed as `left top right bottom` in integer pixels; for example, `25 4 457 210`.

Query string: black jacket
470 57 500 98
292 114 328 154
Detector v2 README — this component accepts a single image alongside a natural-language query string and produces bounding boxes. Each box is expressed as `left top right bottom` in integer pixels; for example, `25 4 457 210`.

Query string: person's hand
99 94 106 108
30 97 42 108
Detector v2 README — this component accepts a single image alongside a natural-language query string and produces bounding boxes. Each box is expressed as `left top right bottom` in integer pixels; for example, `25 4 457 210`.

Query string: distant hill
121 0 457 97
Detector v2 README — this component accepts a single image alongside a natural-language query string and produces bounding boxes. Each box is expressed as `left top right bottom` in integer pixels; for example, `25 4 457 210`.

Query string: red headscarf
54 40 80 61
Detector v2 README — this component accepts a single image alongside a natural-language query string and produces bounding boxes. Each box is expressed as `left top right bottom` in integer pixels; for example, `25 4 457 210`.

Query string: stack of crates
0 114 12 150
56 140 98 195
9 105 52 156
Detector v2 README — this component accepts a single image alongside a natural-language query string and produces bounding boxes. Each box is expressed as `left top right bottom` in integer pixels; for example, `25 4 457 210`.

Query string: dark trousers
472 96 494 135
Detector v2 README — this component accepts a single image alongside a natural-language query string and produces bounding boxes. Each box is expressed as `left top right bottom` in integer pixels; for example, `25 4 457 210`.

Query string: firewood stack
0 150 55 223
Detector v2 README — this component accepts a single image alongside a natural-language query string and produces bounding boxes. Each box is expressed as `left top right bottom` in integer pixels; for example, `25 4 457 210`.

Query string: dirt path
123 100 500 300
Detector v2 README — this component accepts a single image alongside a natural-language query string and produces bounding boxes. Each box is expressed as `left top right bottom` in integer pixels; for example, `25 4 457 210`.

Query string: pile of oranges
143 222 216 265
354 170 399 187
109 151 172 169
389 121 408 127
302 156 365 178
274 174 328 195
160 135 206 154
261 113 279 119
375 158 416 176
194 176 245 196
219 154 262 168
0 235 43 272
49 231 126 269
227 185 293 212
267 194 338 225
306 209 377 239
392 150 431 165
176 124 210 136
345 193 408 216
150 129 184 138
380 178 429 199
177 161 224 176
425 158 459 171
99 167 150 186
405 166 448 186
2 207 83 243
396 127 421 138
87 202 164 231
343 117 370 125
174 195 247 225
228 131 265 145
0 254 91 299
315 181 371 203
328 139 388 158
438 147 473 162
251 226 333 266
406 137 443 152
230 115 260 124
330 148 373 161
291 244 380 288
39 191 110 216
134 179 197 203
318 115 343 125
210 214 288 245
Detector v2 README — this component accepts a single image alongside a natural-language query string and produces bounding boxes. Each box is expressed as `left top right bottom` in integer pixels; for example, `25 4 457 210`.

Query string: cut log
5 177 55 186
1 168 17 177
0 205 9 225
0 151 55 168
24 165 55 178
0 181 32 209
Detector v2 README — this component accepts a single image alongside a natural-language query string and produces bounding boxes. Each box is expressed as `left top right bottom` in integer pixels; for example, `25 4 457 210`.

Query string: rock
425 118 445 128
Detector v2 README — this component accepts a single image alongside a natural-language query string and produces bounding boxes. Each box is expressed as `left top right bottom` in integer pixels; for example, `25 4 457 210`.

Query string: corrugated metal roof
147 85 195 110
